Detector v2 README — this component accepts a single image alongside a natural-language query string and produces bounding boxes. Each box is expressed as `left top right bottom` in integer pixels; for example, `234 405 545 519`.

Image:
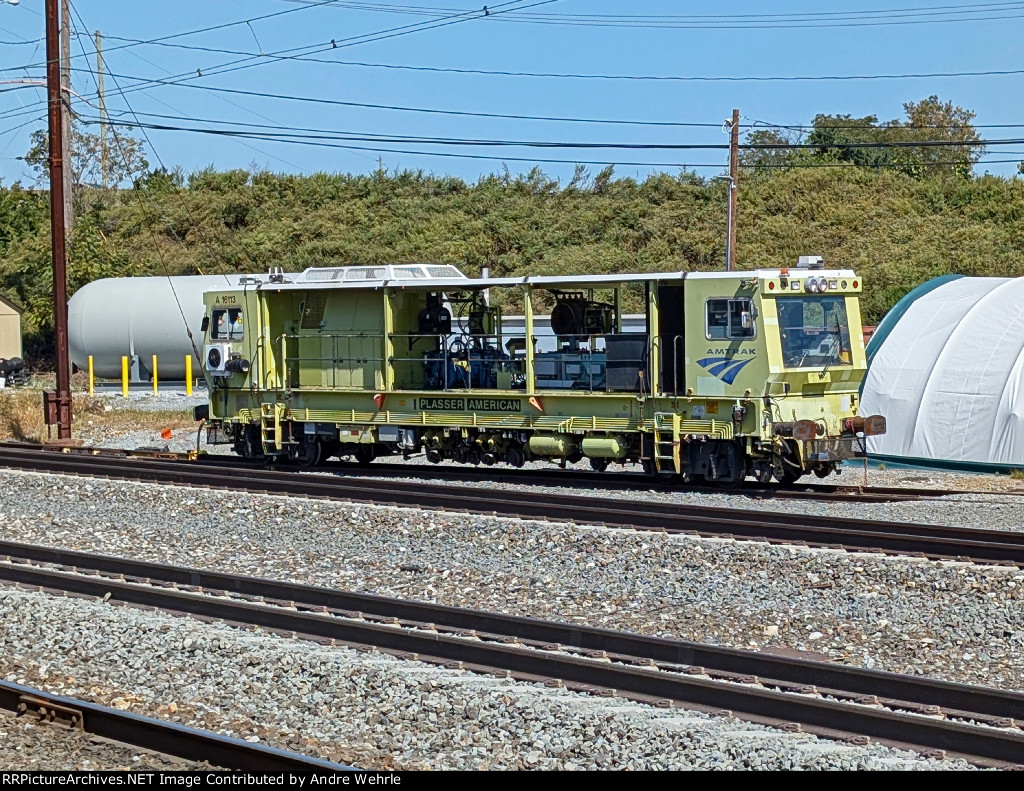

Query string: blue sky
1 0 1022 185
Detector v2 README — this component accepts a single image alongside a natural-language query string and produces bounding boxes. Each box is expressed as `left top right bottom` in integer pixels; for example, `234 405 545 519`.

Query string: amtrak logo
697 356 756 384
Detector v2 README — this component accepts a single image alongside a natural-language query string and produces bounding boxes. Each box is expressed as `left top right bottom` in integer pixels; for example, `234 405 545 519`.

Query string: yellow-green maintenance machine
194 256 885 485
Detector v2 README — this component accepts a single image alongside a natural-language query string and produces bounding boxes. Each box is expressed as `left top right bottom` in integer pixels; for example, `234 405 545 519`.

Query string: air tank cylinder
528 434 578 457
581 437 628 459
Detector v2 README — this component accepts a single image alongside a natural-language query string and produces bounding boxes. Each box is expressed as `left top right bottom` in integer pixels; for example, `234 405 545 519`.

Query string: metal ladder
652 412 681 474
260 402 291 454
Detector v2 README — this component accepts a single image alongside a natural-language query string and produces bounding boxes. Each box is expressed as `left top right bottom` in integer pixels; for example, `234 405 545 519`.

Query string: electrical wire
274 0 1024 23
77 115 1022 171
79 78 1024 133
118 0 561 91
93 22 324 170
63 0 228 367
78 76 725 128
67 56 1024 89
7 0 548 82
86 115 1023 151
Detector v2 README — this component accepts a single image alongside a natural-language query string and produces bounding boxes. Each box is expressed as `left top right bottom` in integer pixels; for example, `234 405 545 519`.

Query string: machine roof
233 265 858 292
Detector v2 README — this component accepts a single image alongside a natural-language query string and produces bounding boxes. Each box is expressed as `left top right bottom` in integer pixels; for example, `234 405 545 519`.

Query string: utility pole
60 0 72 240
96 30 107 190
727 108 739 271
45 0 72 439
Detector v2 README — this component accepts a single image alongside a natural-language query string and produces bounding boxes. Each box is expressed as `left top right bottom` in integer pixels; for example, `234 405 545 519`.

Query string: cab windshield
778 296 852 369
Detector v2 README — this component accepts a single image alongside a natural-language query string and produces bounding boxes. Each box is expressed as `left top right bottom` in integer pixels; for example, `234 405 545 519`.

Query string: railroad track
0 677 352 771
0 443 1022 566
0 543 1021 767
16 440 969 503
276 459 960 503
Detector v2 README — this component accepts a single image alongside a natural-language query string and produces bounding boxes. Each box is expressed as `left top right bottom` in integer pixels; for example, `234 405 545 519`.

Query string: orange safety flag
528 396 543 413
373 393 386 410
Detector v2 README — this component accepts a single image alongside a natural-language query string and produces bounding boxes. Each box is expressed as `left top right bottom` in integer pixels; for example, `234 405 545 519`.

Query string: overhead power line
86 115 1022 151
8 0 557 87
69 55 1024 88
87 79 724 128
82 78 1024 133
74 115 1024 171
276 0 1024 28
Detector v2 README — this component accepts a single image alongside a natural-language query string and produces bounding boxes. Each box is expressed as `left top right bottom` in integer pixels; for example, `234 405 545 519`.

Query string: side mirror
740 311 753 330
200 316 209 332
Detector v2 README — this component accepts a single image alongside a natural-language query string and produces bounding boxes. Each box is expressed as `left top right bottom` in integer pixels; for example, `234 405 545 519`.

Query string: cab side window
706 298 755 340
211 307 244 340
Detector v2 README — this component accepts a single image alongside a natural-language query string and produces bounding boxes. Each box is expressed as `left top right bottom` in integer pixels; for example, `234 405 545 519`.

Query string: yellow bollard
88 356 94 395
185 355 193 396
152 355 158 395
121 356 128 397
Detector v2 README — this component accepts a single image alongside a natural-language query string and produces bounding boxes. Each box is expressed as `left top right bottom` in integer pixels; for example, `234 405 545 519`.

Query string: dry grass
0 386 196 444
1011 469 1024 481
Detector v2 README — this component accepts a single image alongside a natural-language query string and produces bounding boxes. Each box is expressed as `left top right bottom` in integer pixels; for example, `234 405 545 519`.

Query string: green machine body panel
197 263 883 484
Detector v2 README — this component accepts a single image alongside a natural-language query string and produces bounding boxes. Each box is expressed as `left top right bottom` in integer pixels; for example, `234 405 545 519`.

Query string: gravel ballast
0 465 1021 768
0 588 978 770
0 711 214 771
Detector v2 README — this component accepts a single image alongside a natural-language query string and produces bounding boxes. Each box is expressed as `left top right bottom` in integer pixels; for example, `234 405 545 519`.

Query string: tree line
1 96 1022 364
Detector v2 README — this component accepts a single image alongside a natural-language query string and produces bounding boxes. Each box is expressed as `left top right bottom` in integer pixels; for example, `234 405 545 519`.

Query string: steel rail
273 460 944 503
0 678 354 771
2 441 957 503
1 539 1022 725
0 560 1022 766
0 445 1023 565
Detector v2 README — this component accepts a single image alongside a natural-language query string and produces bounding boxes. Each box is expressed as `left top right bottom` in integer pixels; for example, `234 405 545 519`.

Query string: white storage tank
69 274 245 379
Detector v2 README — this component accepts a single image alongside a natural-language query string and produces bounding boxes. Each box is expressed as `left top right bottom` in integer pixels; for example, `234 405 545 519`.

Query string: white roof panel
256 269 693 292
247 267 860 292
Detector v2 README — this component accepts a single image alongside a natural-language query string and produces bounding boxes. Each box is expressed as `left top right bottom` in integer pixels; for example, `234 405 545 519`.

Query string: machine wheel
773 441 805 486
236 424 266 462
589 457 609 472
320 440 342 462
504 446 526 468
426 448 444 464
353 445 377 466
752 462 773 485
776 467 804 486
813 464 836 479
291 437 322 468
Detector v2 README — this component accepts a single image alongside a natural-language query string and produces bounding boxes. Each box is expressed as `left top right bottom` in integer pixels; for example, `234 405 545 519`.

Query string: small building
0 293 23 360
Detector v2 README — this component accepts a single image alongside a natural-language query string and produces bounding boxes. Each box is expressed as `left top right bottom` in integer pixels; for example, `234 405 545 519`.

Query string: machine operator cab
203 303 251 378
766 257 860 377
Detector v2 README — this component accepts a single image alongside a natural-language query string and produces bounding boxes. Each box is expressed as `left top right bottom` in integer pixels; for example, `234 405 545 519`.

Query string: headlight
806 279 819 293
